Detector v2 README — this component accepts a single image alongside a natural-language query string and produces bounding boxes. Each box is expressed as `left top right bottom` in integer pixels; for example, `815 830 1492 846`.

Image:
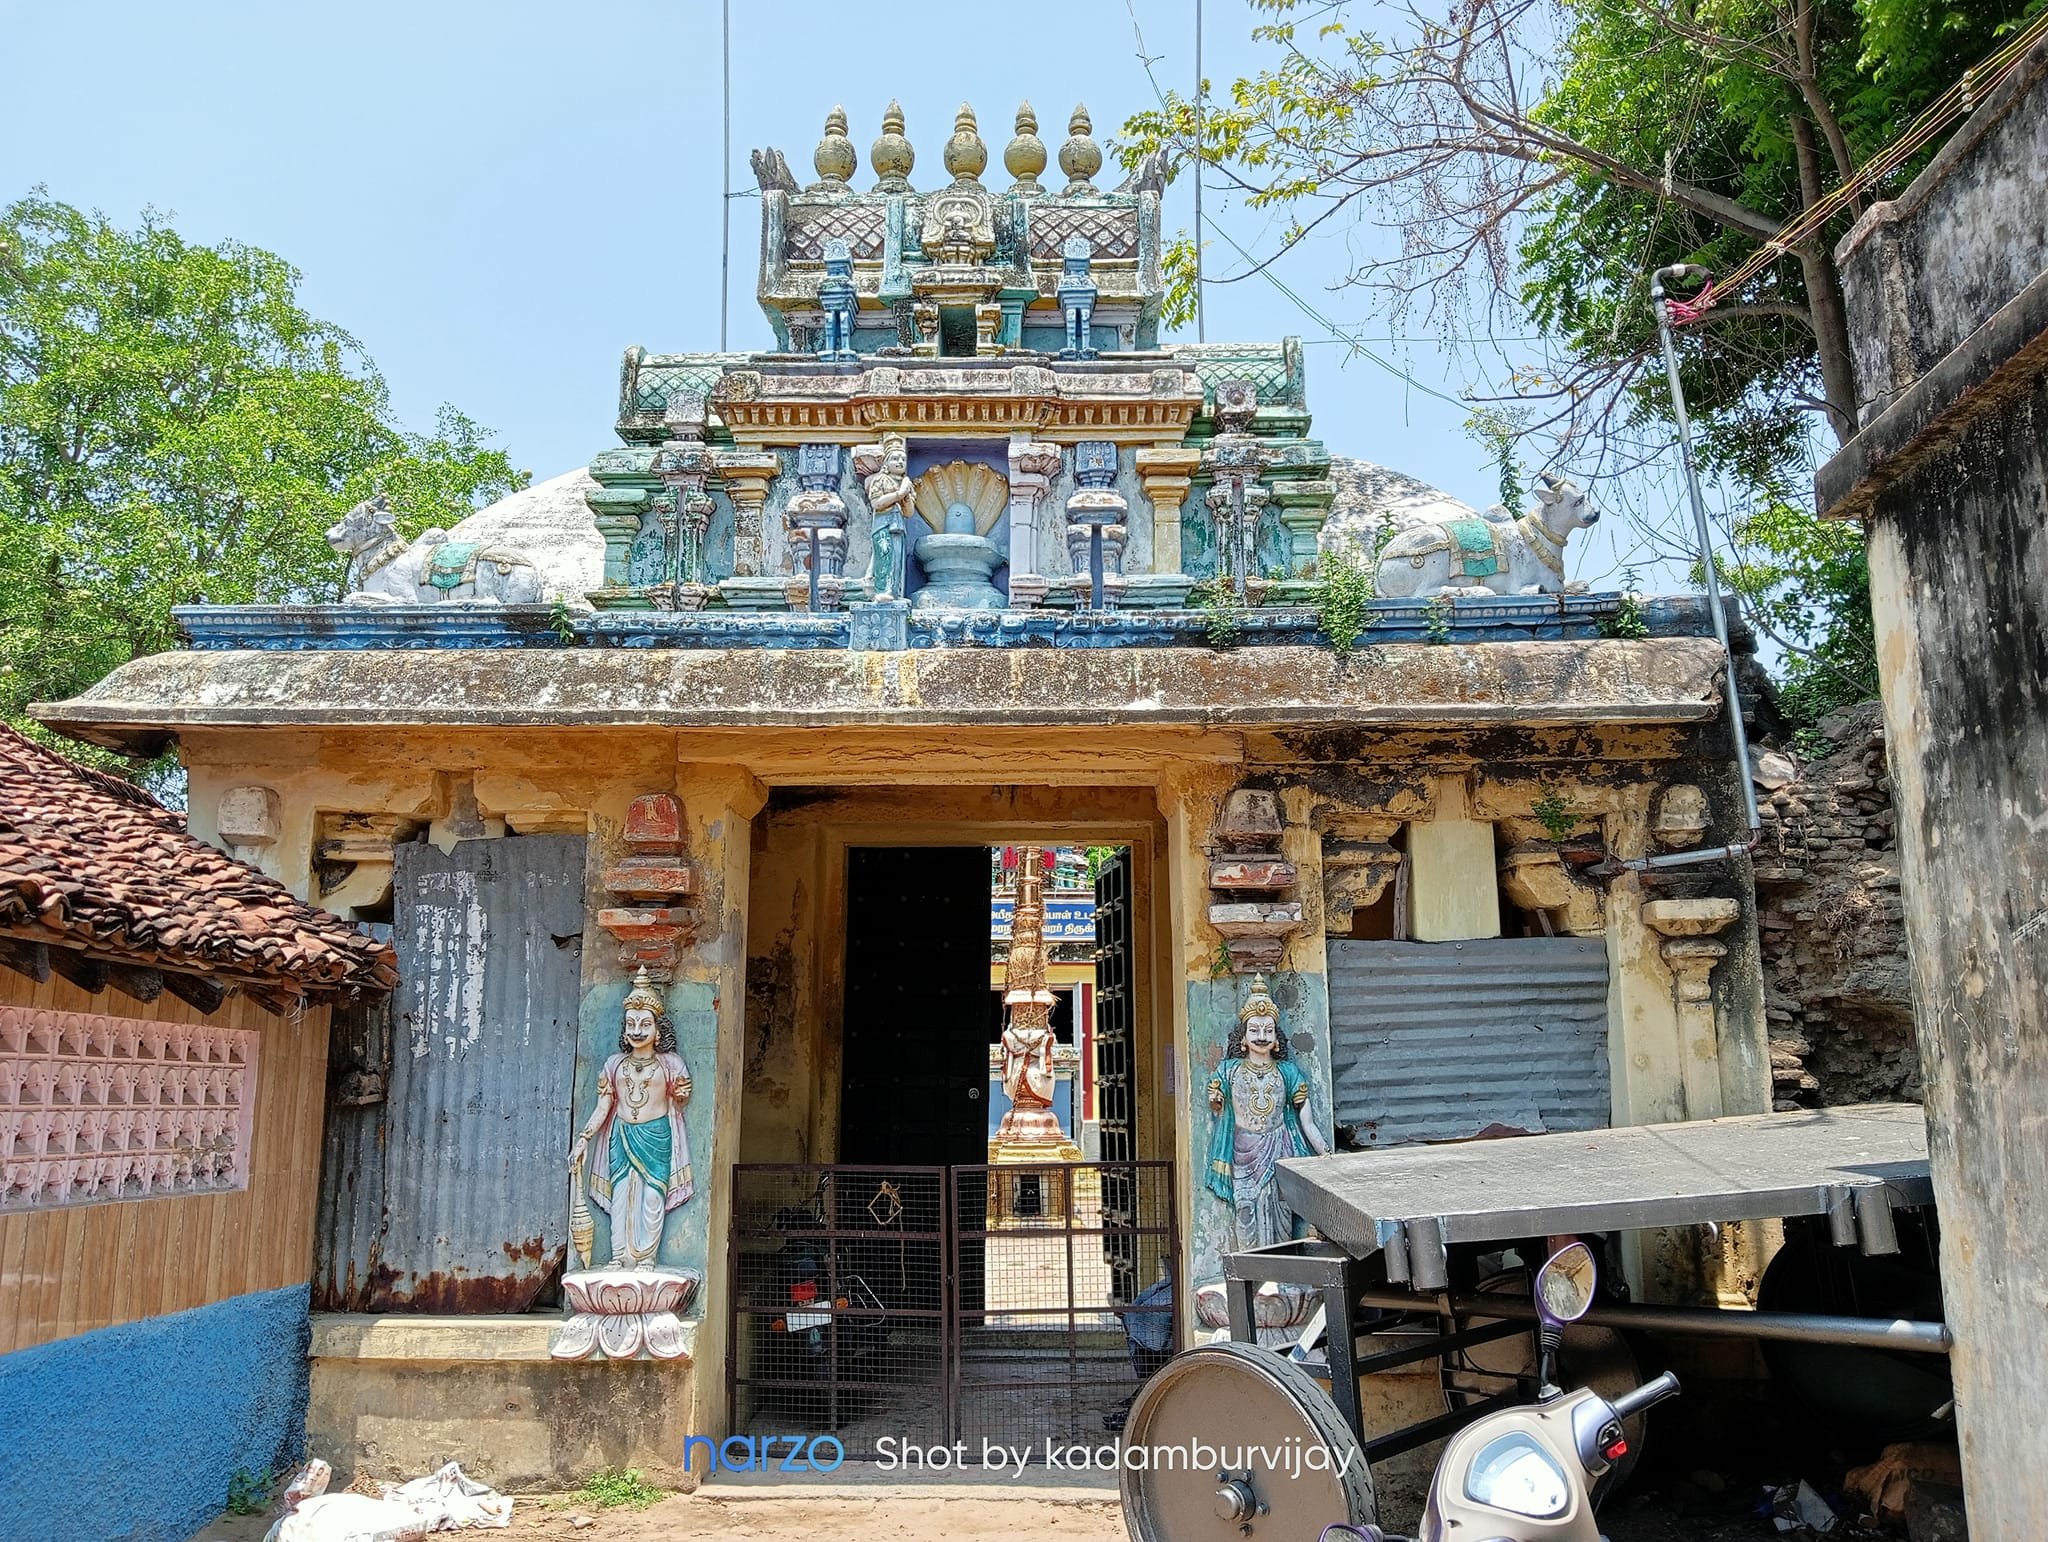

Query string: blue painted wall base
0 1284 311 1542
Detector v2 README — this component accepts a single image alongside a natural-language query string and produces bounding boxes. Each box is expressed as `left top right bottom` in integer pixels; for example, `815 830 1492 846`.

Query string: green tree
0 191 519 770
1123 0 2041 722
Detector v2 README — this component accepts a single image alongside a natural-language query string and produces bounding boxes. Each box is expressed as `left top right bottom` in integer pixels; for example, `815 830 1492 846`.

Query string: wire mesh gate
730 1161 1178 1460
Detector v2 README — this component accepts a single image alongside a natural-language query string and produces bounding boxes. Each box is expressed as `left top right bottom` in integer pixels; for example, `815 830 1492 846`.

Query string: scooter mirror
1535 1241 1597 1324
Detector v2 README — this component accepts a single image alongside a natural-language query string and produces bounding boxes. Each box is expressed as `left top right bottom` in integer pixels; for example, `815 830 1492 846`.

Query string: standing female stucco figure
1205 973 1329 1252
569 966 694 1267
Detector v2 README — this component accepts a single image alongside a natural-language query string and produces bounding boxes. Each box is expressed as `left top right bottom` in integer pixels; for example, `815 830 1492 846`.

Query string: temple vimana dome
38 95 1767 1489
415 100 1487 616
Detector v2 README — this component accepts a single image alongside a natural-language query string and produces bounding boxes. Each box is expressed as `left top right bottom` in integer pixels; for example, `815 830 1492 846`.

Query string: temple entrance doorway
730 813 1177 1463
839 846 993 1170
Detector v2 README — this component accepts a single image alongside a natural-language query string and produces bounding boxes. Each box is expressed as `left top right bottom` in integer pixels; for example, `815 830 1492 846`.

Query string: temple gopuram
38 101 1770 1483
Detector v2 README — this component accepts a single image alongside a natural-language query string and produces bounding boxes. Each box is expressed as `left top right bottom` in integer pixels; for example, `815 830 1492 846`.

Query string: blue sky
3 0 1669 581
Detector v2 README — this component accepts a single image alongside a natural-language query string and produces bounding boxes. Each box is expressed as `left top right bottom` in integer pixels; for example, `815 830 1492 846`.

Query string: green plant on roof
1423 594 1453 644
1599 567 1650 640
1531 788 1583 843
1191 575 1245 650
1318 543 1374 659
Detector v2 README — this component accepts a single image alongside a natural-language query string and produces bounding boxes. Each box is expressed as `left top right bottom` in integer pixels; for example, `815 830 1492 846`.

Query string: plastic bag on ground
262 1462 511 1541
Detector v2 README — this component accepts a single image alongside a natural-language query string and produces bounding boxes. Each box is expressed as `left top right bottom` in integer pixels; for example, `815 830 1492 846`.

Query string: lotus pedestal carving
550 1267 701 1362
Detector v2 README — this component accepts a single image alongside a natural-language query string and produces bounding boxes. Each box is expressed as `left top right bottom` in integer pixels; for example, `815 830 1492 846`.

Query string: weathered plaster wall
1816 36 2048 1530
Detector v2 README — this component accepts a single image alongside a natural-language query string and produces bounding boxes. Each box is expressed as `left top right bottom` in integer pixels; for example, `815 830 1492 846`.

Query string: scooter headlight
1462 1432 1571 1519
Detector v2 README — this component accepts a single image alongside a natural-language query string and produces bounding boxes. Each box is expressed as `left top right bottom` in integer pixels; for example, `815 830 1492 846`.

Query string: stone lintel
37 638 1730 755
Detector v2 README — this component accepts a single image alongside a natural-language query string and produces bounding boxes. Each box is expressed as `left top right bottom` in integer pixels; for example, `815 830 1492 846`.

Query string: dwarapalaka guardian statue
571 966 695 1262
1205 973 1328 1252
552 967 701 1362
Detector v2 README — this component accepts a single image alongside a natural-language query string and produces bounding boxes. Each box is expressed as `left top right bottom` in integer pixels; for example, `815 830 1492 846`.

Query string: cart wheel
1120 1341 1376 1542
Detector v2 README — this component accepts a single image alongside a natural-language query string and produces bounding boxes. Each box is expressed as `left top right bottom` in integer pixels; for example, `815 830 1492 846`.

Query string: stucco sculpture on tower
1372 472 1600 598
856 433 915 603
327 493 543 605
1205 973 1328 1253
1057 237 1098 360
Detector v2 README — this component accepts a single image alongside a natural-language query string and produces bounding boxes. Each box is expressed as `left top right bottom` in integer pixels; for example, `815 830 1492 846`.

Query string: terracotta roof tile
0 728 395 1000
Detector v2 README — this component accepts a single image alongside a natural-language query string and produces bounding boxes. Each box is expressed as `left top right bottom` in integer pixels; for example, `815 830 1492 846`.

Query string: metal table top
1275 1103 1933 1289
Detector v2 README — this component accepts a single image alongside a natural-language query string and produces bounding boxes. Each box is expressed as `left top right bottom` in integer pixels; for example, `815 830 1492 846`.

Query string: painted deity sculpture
860 432 915 602
1205 974 1328 1252
552 968 701 1362
569 967 694 1267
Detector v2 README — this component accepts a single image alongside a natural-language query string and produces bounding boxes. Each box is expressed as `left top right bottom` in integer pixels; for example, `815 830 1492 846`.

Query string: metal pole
1355 1287 1952 1354
720 0 731 352
1194 0 1206 342
1652 264 1761 835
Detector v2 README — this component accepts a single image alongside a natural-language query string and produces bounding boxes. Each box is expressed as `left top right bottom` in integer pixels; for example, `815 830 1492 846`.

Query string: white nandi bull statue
1372 472 1598 599
327 493 543 605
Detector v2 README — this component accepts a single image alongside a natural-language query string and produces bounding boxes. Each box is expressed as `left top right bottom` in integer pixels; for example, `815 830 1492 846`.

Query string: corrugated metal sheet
1328 937 1610 1148
314 835 586 1311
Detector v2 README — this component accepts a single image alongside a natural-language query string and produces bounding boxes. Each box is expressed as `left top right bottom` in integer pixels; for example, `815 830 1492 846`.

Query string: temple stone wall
1753 703 1916 1108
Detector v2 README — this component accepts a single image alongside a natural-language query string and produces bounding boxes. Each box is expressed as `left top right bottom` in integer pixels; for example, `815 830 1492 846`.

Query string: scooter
1323 1242 1681 1542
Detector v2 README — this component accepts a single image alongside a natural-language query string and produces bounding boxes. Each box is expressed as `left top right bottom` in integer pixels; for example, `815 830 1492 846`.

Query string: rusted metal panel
313 835 586 1311
1328 937 1609 1148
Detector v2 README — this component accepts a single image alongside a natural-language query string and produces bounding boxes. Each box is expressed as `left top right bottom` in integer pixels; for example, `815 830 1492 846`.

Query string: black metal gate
730 1160 1178 1460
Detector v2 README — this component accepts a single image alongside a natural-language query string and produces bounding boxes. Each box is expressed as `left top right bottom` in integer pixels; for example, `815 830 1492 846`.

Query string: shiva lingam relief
551 967 703 1362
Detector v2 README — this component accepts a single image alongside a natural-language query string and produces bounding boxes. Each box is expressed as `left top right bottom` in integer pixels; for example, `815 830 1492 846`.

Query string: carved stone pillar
1064 440 1127 610
650 394 718 611
1005 437 1062 609
713 451 780 581
1124 446 1202 609
1642 897 1741 1120
786 444 851 612
1198 380 1271 602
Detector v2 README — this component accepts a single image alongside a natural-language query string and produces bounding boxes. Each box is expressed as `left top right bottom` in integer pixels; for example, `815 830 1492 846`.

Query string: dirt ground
189 1483 1806 1541
191 1490 1130 1541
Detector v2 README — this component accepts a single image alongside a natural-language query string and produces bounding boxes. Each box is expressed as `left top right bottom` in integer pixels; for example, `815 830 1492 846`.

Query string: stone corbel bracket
1321 824 1404 935
1209 789 1302 974
1641 897 1741 1003
315 812 422 914
596 794 699 981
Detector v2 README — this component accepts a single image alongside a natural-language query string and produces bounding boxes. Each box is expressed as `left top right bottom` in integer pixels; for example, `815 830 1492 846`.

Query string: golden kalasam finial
1005 101 1047 196
812 104 857 191
871 100 915 193
1059 103 1103 195
943 102 987 185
